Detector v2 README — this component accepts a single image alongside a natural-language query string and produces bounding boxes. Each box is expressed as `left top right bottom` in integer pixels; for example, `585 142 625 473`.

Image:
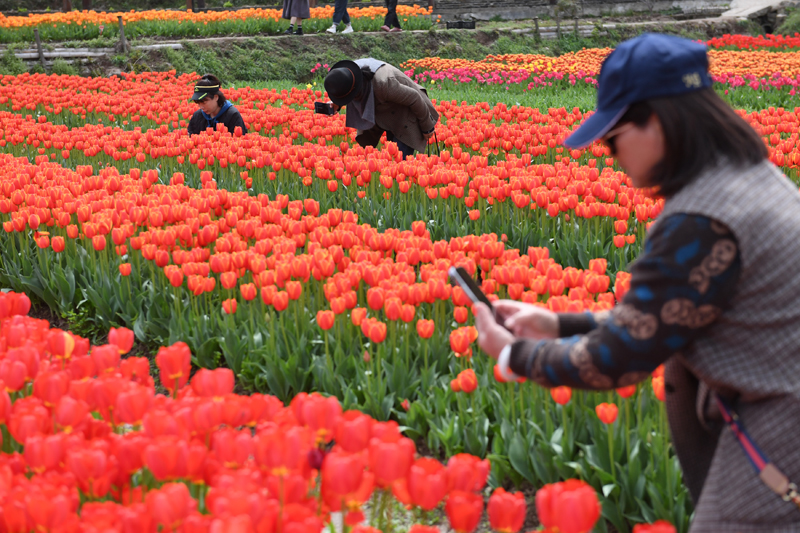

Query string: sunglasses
601 122 636 155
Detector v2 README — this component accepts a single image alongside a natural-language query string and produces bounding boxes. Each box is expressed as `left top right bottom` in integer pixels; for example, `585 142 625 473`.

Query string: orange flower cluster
0 289 514 532
0 153 621 335
402 48 800 78
0 5 431 29
0 73 666 235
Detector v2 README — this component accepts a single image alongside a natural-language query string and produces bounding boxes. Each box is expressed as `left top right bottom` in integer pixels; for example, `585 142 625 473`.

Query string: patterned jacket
657 160 800 532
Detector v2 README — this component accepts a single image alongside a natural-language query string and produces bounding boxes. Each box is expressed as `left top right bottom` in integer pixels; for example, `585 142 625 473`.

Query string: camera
314 102 336 115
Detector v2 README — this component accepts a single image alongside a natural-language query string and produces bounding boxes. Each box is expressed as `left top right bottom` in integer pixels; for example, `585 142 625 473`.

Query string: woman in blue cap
187 74 248 137
473 33 800 531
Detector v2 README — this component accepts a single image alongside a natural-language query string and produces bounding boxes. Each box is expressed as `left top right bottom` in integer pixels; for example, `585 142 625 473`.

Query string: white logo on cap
682 73 702 88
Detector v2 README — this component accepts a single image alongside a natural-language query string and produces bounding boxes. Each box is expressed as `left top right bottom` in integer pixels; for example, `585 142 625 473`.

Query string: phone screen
449 266 493 308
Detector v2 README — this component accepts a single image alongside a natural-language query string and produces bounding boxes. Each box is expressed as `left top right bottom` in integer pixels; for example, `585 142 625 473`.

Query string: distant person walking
282 0 310 35
381 0 402 32
327 0 354 33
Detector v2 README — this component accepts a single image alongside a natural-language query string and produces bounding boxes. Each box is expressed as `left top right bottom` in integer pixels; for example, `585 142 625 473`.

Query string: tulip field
0 6 436 43
0 32 796 532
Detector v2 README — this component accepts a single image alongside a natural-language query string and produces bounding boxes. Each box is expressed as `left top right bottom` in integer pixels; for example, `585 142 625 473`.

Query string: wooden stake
534 16 540 41
34 28 46 70
574 16 579 35
117 15 130 53
556 11 561 39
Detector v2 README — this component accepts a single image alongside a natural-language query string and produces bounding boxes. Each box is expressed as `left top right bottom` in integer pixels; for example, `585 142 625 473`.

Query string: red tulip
446 453 490 492
652 376 665 402
488 488 526 533
455 369 478 394
445 490 484 533
550 386 572 405
595 403 618 424
407 458 448 511
336 410 373 454
632 520 677 533
317 310 335 331
91 344 120 374
108 327 134 355
411 321 433 342
52 236 65 253
616 385 637 399
119 263 132 276
191 368 234 399
156 342 192 395
321 450 365 496
368 435 415 487
536 479 601 533
222 298 237 315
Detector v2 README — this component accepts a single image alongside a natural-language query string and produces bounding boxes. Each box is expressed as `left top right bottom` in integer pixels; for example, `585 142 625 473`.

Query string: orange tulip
550 386 572 405
595 402 618 424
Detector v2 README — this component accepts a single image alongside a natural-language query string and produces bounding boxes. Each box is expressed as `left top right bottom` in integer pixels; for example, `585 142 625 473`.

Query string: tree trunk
62 0 72 12
82 0 91 9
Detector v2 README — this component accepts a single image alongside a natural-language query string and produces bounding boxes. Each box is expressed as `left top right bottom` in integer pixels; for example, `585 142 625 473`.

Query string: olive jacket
354 63 439 154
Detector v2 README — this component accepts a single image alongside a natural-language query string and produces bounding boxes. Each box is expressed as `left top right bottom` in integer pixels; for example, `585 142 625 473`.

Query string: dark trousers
385 131 414 160
384 0 400 28
333 0 350 24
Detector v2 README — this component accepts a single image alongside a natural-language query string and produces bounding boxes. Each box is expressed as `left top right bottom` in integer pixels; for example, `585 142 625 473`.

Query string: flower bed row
0 289 679 533
0 5 435 42
0 147 691 528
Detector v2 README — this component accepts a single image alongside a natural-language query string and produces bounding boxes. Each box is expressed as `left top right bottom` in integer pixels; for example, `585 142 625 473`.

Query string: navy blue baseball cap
565 33 712 149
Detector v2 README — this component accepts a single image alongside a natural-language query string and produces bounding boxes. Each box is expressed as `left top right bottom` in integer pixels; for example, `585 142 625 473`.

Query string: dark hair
613 88 767 197
197 74 226 106
360 66 375 82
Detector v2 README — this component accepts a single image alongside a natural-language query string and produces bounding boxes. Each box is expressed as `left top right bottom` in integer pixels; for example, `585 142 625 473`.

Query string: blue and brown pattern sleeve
507 214 741 389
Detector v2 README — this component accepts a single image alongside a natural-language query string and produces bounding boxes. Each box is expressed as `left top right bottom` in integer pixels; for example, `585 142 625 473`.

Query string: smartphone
314 102 336 115
448 266 507 328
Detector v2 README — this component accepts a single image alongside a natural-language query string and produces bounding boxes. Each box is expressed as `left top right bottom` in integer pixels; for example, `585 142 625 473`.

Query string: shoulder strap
715 394 800 511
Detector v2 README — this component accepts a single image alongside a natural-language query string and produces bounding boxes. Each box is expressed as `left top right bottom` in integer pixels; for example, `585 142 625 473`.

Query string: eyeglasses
601 122 636 155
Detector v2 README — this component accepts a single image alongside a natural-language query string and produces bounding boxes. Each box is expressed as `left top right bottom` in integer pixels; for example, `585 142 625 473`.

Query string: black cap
190 81 220 102
324 60 362 106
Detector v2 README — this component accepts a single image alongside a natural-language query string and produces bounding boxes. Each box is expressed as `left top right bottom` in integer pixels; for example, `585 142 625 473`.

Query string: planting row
0 289 679 533
0 6 435 42
400 48 800 78
0 152 689 530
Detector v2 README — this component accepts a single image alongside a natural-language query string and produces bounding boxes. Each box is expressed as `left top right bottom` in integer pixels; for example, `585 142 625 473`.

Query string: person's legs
386 0 401 28
385 131 415 160
332 0 346 25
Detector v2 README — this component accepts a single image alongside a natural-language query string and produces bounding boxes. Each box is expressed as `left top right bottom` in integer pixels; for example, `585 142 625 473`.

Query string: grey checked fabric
655 160 800 531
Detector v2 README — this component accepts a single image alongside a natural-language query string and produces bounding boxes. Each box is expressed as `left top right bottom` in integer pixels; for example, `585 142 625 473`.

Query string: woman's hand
422 129 435 140
327 101 341 113
493 300 559 340
473 303 515 360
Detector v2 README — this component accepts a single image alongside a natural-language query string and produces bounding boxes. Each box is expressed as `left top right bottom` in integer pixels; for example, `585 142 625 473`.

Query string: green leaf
508 433 535 484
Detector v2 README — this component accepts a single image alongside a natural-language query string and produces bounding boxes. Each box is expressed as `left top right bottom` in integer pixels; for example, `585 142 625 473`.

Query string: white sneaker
326 24 337 33
342 24 354 34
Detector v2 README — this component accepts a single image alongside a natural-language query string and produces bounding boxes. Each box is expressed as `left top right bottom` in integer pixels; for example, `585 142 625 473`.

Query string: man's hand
327 101 341 114
422 129 435 140
473 303 515 360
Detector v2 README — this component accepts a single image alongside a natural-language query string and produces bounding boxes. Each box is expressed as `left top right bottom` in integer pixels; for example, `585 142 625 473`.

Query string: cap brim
328 60 363 107
564 105 629 149
190 91 208 102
